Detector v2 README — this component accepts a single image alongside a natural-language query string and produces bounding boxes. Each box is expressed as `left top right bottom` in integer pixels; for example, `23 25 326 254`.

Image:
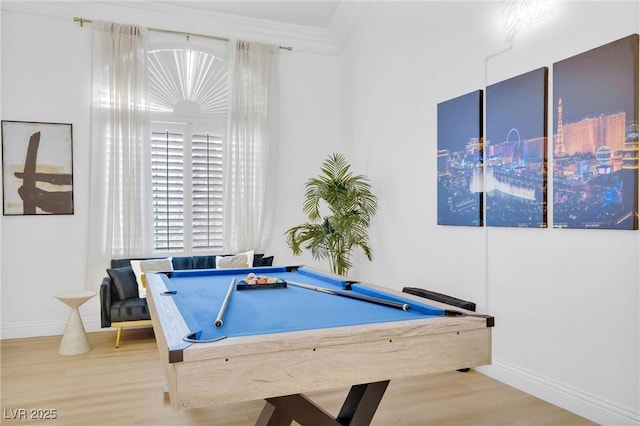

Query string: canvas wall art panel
437 89 483 226
485 67 548 228
2 120 74 215
552 34 639 230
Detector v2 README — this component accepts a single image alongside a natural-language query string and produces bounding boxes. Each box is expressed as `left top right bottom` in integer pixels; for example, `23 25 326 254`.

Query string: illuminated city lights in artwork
436 33 638 231
552 34 639 230
485 67 548 228
437 90 483 226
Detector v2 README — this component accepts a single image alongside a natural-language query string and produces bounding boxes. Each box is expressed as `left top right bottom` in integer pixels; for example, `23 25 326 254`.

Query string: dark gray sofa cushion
259 256 274 266
110 298 150 322
107 266 138 300
111 258 135 269
193 255 216 269
172 256 193 270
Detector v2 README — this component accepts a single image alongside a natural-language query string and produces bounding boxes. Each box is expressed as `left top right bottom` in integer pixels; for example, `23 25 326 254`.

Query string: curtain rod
73 17 293 51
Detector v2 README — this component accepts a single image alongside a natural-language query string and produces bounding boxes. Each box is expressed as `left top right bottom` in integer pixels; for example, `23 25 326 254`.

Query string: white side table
55 290 95 355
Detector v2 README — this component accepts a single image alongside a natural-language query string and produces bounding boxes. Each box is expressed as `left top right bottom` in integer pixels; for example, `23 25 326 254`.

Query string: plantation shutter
151 130 184 251
192 133 224 250
148 45 227 254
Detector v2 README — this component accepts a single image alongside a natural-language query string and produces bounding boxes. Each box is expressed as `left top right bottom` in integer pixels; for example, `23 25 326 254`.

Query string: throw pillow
130 258 173 298
259 256 274 267
216 250 255 269
107 266 138 300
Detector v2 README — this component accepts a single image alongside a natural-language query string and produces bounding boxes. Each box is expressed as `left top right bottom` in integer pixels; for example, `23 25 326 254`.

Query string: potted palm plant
285 153 377 276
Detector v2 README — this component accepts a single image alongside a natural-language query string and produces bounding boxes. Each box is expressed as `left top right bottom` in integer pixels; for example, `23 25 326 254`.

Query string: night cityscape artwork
485 67 548 228
437 90 483 226
552 34 639 230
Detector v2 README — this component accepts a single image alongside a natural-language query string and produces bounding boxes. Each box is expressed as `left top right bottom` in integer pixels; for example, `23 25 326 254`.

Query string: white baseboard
0 316 104 340
478 360 639 426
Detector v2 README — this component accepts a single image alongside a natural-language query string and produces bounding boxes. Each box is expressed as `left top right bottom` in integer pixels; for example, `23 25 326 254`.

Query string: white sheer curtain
223 40 279 253
86 21 152 288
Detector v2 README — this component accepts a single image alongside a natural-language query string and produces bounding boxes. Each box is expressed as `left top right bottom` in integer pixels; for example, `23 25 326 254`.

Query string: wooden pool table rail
146 270 493 413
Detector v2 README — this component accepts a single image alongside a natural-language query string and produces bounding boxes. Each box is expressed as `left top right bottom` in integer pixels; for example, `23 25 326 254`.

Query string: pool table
146 266 493 425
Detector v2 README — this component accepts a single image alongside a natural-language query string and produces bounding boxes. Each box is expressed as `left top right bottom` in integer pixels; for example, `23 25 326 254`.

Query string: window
148 45 227 253
151 127 223 251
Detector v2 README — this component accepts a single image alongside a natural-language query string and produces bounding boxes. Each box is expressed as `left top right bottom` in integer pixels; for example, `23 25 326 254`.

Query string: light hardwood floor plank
1 329 596 425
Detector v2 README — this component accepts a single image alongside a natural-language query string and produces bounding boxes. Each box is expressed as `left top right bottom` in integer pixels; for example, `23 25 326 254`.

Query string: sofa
100 253 274 347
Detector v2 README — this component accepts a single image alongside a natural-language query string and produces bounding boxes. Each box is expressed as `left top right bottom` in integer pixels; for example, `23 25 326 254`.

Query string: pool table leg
337 380 390 425
255 380 390 426
258 394 339 426
255 400 294 426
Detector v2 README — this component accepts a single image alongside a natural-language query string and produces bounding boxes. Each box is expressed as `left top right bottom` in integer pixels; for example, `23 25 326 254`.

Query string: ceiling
0 0 361 54
153 1 343 29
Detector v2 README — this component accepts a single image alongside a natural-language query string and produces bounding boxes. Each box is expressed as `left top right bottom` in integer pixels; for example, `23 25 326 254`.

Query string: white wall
340 1 639 425
1 10 94 337
0 4 341 337
267 49 344 268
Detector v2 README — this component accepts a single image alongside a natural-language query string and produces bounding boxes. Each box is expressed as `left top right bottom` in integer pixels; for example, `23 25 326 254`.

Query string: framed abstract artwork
2 120 74 215
552 34 639 230
437 89 483 226
485 67 548 228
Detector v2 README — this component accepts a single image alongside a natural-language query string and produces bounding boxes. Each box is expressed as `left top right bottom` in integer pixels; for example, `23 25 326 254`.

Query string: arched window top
148 46 227 117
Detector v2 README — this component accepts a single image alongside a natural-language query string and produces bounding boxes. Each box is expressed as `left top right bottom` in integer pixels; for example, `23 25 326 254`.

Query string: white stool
55 290 95 355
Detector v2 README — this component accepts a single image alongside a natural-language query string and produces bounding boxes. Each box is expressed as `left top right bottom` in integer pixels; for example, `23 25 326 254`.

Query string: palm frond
285 153 377 276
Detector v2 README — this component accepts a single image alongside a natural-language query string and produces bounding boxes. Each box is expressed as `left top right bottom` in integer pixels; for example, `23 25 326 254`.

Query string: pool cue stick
287 280 409 311
215 277 236 327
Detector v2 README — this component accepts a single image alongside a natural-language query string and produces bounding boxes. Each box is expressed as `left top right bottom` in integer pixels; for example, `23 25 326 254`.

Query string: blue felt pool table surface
146 265 493 416
157 266 446 343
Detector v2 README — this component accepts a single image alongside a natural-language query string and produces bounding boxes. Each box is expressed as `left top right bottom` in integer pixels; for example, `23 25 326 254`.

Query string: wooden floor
1 328 597 426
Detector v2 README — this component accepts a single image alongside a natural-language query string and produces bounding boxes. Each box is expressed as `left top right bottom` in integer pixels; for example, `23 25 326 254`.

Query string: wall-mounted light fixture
503 0 555 41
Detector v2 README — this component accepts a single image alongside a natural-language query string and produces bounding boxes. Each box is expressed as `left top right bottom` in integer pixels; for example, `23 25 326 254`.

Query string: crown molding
1 0 365 55
104 1 337 53
328 1 369 53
